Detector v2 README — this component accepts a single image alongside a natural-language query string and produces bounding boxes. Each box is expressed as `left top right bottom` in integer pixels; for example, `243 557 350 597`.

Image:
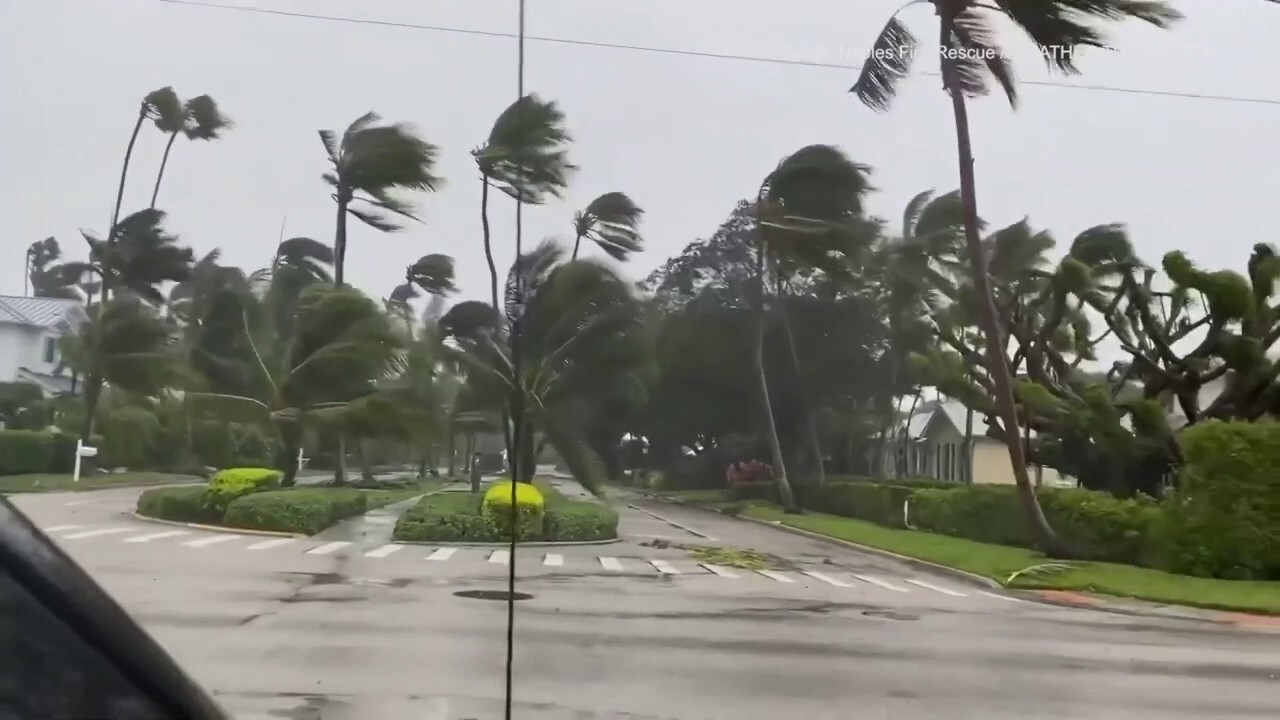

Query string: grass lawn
362 478 445 508
741 504 1280 615
0 472 204 494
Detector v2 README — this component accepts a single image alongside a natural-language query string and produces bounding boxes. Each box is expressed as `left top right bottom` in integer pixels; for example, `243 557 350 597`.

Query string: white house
0 296 87 396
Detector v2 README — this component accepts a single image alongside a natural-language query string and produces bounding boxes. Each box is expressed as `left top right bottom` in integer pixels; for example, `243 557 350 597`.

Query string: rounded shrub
483 480 545 540
200 467 281 516
137 486 220 524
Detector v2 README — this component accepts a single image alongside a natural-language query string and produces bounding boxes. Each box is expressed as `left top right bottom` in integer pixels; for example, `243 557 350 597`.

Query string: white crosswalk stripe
305 541 351 555
489 550 510 565
543 553 564 567
247 538 296 551
701 564 739 578
977 590 1022 602
426 547 457 561
43 525 84 533
182 535 240 548
62 528 133 540
757 570 795 583
364 544 405 558
803 571 851 587
599 556 623 571
852 574 908 592
125 530 189 543
649 559 680 574
904 579 966 597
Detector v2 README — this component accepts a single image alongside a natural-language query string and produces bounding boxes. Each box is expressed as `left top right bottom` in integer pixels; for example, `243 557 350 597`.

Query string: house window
42 337 57 364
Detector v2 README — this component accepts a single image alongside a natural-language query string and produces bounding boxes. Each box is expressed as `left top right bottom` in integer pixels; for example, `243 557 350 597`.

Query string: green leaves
574 192 645 261
850 15 917 111
322 112 443 232
72 209 194 306
475 94 576 203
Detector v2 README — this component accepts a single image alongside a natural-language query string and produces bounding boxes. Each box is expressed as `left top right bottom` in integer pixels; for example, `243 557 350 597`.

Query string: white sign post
297 447 309 473
73 439 98 483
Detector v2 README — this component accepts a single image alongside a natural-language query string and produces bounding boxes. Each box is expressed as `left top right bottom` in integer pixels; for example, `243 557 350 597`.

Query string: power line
156 0 1280 107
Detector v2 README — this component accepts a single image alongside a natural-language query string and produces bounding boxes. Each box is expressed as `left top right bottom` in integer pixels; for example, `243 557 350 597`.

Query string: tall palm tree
850 0 1180 553
753 145 871 510
60 209 196 306
474 94 576 309
319 112 443 287
571 192 644 261
94 87 184 306
151 94 233 208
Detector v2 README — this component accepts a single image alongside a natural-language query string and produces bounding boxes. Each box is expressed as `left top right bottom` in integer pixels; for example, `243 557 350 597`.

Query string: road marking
364 544 405 558
543 553 564 567
247 538 296 551
905 579 967 597
124 530 189 543
489 550 510 565
757 570 796 583
803 571 852 587
852 574 909 592
626 504 718 541
306 541 351 555
64 500 97 507
649 559 680 574
62 528 133 540
426 548 457 561
701 564 738 578
599 556 623 571
43 525 83 533
182 535 240 548
978 590 1022 602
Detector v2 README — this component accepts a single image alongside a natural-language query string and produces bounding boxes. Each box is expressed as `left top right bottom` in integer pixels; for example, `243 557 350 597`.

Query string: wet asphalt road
9 485 1280 719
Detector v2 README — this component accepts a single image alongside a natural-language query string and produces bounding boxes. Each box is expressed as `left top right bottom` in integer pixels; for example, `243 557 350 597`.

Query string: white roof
0 296 85 330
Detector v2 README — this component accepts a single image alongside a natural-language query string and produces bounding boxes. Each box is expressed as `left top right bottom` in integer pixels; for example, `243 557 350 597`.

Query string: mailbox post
72 439 98 483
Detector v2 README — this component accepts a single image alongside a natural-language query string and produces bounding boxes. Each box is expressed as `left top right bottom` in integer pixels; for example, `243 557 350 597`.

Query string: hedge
482 481 545 540
393 489 618 543
200 467 281 516
0 431 55 476
223 488 368 535
136 486 221 525
1160 421 1280 580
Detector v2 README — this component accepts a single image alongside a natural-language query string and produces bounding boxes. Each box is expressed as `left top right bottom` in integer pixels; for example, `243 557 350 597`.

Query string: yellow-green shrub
200 467 281 516
482 480 545 539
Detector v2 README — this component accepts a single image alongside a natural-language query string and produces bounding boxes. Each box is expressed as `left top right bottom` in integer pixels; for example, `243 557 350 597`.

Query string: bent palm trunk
150 132 179 209
752 242 797 512
939 17 1061 554
776 285 826 486
481 178 499 309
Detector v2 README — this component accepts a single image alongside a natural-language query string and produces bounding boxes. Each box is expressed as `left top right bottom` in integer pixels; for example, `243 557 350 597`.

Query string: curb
128 512 304 538
5 480 208 496
627 503 716 540
390 537 622 548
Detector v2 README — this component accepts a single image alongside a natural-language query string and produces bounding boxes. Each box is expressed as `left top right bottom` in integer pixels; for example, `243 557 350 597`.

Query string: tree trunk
333 435 348 485
775 280 826 486
150 132 179 209
571 231 583 261
333 194 349 287
963 405 974 485
279 425 301 487
481 178 499 309
939 16 1062 554
356 439 374 482
752 222 797 512
102 107 147 305
446 430 457 476
78 371 104 444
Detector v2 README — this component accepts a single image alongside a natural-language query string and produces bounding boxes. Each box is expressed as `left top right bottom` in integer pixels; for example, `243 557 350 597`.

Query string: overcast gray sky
3 0 1278 316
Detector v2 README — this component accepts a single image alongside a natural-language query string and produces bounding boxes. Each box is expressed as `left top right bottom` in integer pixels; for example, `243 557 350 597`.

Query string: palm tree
850 0 1180 553
319 112 443 286
571 192 644 261
185 285 405 485
59 209 195 306
105 88 183 298
151 94 233 208
752 145 871 510
474 94 576 309
26 238 81 299
440 240 647 490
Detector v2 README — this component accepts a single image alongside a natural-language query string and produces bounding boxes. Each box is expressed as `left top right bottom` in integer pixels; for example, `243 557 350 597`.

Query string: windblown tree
319 112 443 286
851 0 1181 552
185 284 406 485
439 240 649 490
26 238 81 299
751 145 874 510
151 94 233 208
571 192 644 261
473 94 576 309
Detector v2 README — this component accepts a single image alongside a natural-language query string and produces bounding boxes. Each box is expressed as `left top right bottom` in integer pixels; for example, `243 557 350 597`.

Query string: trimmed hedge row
0 430 87 476
393 485 618 543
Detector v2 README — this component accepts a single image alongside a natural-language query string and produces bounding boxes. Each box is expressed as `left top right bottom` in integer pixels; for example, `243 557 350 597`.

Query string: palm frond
997 0 1181 73
850 16 918 111
407 253 457 296
475 94 577 203
951 9 1017 106
576 192 645 261
440 301 501 339
181 94 233 140
144 86 185 132
1004 561 1078 587
184 391 273 426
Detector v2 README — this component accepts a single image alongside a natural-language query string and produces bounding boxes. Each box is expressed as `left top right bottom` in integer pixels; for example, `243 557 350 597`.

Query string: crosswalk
38 522 1017 601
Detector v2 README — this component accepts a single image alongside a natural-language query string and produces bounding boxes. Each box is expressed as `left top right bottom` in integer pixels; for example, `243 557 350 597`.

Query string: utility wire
155 0 1280 108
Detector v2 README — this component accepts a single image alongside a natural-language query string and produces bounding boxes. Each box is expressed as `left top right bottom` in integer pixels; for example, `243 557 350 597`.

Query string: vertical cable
504 0 526 718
